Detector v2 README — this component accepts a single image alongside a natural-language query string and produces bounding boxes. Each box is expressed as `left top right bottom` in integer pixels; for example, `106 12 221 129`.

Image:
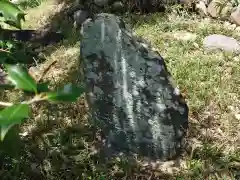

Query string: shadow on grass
0 99 174 179
26 0 165 50
181 118 240 179
15 0 171 61
1 115 239 179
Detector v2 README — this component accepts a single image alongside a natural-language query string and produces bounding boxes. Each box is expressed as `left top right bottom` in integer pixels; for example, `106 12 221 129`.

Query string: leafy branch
0 0 84 141
0 63 84 140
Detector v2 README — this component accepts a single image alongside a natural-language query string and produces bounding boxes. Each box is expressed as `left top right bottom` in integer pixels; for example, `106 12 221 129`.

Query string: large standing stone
80 13 189 160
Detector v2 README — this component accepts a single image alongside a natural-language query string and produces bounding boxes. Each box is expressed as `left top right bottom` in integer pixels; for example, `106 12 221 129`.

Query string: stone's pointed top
73 10 90 27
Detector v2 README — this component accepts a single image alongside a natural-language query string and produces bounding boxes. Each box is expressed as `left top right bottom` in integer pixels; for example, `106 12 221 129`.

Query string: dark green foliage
0 1 83 141
5 64 37 93
46 83 85 103
0 104 30 140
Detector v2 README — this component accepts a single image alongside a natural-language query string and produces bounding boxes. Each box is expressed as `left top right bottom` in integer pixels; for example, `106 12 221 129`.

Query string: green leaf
22 82 50 96
5 64 37 93
6 41 13 49
0 125 21 157
0 0 26 29
0 104 30 125
0 84 15 90
46 83 84 102
0 104 30 140
37 82 50 93
1 124 15 142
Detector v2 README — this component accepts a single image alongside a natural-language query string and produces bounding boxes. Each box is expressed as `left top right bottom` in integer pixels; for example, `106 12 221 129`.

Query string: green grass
131 10 240 179
0 1 240 180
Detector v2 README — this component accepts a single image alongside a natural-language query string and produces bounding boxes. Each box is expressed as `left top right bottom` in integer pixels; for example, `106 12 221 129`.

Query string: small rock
229 23 237 30
196 1 207 17
73 9 90 28
223 21 231 27
94 0 109 7
220 2 233 19
230 7 240 26
203 34 240 53
179 0 193 7
235 114 240 120
235 26 240 31
20 132 28 137
31 163 37 170
224 21 237 30
111 1 124 13
207 0 220 18
200 0 210 5
0 67 6 84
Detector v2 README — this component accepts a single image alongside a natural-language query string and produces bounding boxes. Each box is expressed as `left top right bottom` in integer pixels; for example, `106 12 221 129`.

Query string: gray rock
0 67 6 84
220 2 233 19
94 0 109 7
230 7 240 26
200 0 210 5
73 10 90 28
196 1 207 17
179 0 194 7
203 34 240 53
80 13 189 160
207 0 221 18
111 1 124 13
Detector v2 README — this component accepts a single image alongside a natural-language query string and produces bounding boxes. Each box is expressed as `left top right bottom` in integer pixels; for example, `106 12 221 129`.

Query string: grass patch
0 2 240 180
131 10 240 179
23 0 67 29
